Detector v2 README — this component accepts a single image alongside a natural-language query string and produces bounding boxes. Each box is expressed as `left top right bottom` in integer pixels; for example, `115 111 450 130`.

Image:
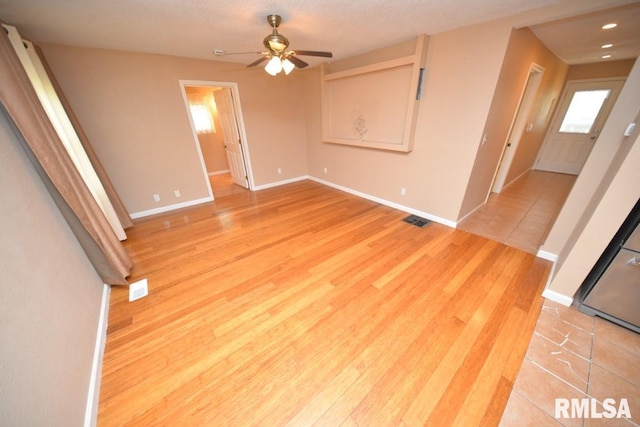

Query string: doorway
179 80 253 199
535 78 624 175
492 64 545 193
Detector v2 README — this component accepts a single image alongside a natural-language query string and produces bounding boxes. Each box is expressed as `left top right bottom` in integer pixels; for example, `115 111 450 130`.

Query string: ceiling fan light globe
265 56 283 75
282 58 295 74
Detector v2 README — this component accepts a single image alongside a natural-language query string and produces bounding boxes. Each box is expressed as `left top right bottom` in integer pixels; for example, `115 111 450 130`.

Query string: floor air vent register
403 215 431 228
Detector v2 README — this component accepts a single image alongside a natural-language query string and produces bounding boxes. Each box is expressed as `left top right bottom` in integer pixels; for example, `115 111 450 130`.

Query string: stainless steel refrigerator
579 199 640 334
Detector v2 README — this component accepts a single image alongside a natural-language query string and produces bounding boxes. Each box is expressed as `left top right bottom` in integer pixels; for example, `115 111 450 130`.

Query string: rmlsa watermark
555 398 632 419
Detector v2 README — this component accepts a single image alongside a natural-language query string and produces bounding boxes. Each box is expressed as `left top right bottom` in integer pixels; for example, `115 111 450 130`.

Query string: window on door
558 89 610 134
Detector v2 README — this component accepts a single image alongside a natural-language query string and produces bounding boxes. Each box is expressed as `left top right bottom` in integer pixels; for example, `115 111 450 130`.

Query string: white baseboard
541 288 574 307
208 169 230 176
85 284 111 427
308 176 457 228
539 256 574 307
130 196 213 219
536 249 558 262
252 175 308 191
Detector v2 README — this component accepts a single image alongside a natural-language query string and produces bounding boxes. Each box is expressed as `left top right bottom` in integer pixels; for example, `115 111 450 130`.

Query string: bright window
559 89 610 134
189 104 215 134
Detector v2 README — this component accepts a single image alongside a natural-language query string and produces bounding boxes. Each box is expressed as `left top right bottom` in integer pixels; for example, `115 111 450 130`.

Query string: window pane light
265 56 282 75
559 90 610 134
189 104 214 133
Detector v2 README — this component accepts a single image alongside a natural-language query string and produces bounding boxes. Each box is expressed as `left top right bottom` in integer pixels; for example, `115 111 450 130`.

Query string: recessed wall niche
321 34 429 152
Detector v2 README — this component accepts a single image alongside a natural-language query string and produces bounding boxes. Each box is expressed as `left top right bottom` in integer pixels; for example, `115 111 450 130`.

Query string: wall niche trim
321 34 429 152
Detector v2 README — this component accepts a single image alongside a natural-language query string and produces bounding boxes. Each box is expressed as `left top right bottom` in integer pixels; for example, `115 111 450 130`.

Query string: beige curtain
0 25 132 285
35 45 134 229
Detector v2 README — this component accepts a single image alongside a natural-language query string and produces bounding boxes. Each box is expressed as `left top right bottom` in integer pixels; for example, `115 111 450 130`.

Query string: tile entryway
500 300 640 426
458 170 576 255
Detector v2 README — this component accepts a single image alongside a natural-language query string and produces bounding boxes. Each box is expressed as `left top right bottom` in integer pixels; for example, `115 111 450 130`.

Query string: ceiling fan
214 14 333 75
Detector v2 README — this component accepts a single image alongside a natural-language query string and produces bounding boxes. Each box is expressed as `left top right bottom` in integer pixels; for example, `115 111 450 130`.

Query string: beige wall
185 86 229 173
502 35 569 186
38 2 632 222
39 45 310 215
306 18 514 223
566 59 635 81
543 58 640 257
546 111 640 299
542 59 640 301
459 27 568 218
0 107 105 425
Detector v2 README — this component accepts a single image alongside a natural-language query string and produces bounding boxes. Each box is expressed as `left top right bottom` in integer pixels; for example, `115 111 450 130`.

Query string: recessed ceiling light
602 23 617 29
601 43 613 49
602 54 612 59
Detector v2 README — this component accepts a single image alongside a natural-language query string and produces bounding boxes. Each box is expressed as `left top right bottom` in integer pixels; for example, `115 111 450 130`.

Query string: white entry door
536 79 624 175
214 88 249 188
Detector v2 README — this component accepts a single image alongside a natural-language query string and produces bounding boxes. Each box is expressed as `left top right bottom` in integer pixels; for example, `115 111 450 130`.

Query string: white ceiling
529 2 640 64
1 0 639 68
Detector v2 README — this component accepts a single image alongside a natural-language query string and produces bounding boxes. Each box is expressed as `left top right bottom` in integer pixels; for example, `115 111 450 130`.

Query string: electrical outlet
401 188 407 196
277 168 282 174
174 190 181 198
324 167 328 174
153 194 160 202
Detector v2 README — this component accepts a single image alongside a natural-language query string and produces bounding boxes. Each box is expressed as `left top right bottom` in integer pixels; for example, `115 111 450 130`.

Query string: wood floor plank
451 305 527 426
401 248 533 425
97 180 550 426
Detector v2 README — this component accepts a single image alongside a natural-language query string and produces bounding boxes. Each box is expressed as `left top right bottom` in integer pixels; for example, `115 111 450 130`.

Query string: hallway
209 172 249 199
458 170 577 255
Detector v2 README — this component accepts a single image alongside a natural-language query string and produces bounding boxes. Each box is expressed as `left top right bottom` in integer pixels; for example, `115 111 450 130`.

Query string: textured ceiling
1 0 639 67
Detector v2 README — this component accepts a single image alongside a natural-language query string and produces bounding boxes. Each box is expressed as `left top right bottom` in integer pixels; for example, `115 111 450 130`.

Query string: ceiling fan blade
247 56 268 67
214 50 264 56
292 50 333 58
286 55 309 69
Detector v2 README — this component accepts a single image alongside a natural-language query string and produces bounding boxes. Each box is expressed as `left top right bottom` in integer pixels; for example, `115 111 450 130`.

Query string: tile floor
500 300 640 426
458 170 576 255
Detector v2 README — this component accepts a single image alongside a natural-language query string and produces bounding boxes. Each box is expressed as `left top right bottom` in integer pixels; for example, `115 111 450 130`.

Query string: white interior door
213 88 248 188
536 79 624 175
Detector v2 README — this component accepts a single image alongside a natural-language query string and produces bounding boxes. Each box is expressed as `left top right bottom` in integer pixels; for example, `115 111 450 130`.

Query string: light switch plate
624 122 636 137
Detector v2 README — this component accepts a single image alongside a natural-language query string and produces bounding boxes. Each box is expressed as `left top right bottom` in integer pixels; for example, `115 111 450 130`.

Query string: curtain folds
0 25 132 285
34 45 134 229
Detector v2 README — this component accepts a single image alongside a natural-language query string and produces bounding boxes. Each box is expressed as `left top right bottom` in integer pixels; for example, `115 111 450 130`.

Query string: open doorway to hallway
458 170 576 254
180 80 253 200
209 173 249 198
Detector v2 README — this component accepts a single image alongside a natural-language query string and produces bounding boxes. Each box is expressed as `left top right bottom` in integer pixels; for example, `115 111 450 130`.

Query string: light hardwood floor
99 180 551 426
209 172 249 198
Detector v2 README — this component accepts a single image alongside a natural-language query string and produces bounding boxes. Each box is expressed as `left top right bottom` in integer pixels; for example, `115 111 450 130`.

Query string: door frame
179 80 254 198
491 63 545 194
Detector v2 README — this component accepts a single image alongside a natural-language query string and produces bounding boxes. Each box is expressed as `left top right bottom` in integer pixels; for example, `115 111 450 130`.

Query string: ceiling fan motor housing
263 15 289 52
